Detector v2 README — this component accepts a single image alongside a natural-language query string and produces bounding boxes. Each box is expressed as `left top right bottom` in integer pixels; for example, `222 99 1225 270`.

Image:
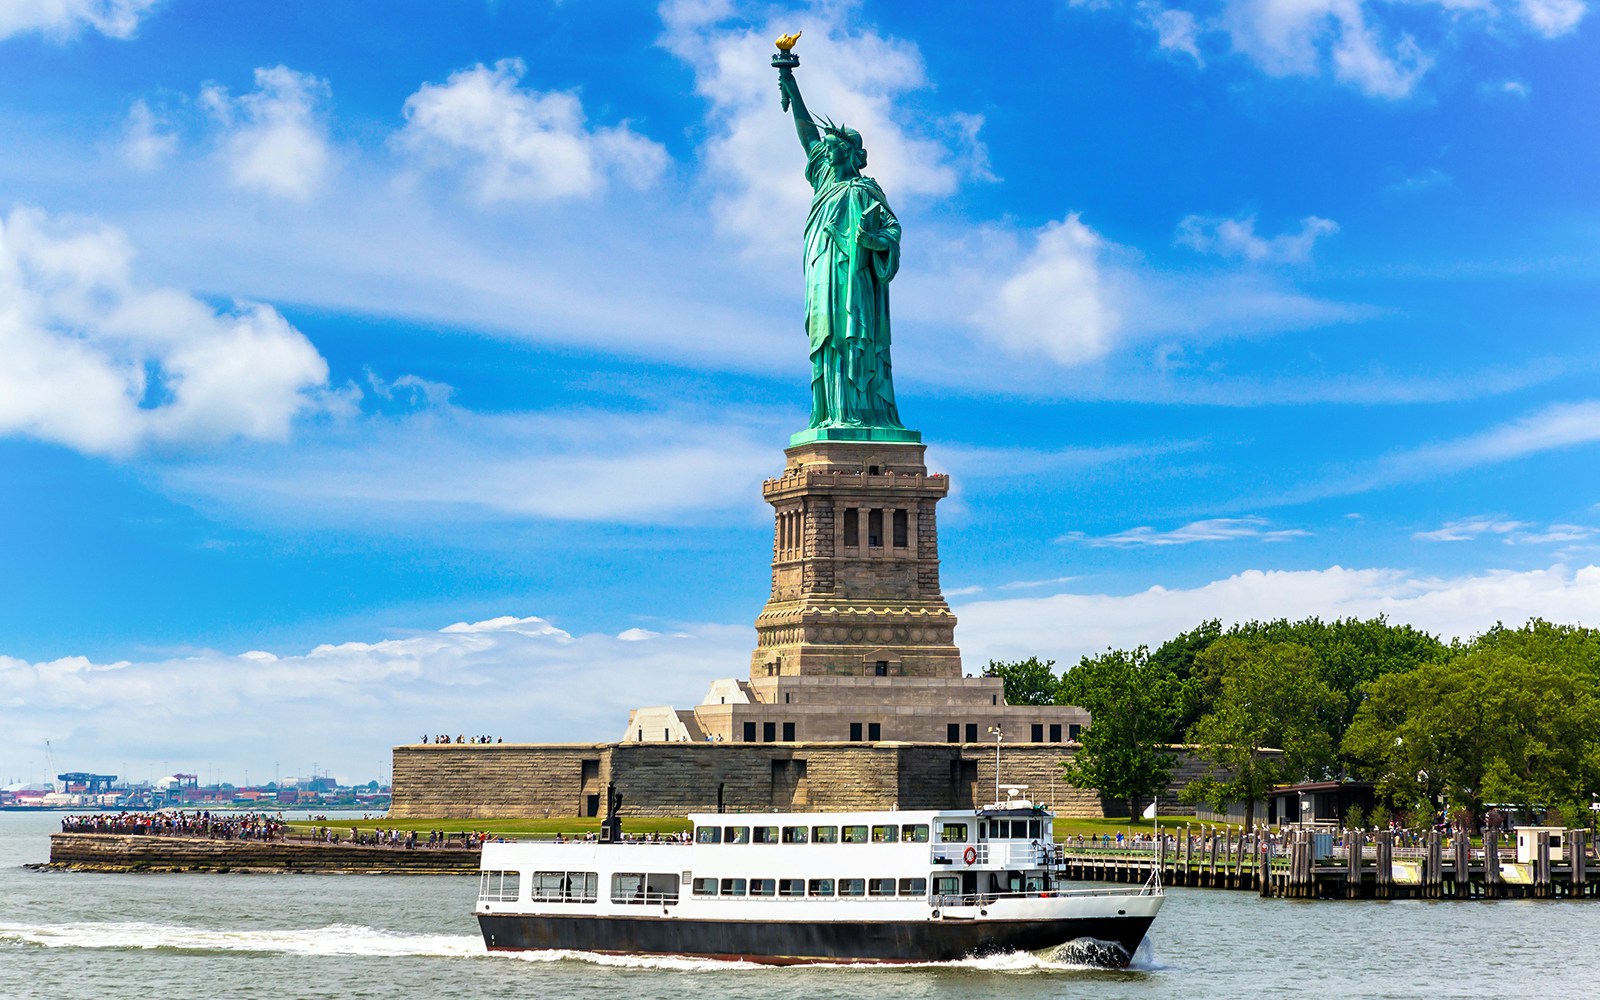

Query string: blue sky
2 0 1597 784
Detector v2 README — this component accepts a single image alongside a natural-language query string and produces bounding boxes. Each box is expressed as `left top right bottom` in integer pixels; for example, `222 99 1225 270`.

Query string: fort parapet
388 742 1219 821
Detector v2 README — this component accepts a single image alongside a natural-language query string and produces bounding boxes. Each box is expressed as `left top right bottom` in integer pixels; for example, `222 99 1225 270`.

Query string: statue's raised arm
772 33 819 153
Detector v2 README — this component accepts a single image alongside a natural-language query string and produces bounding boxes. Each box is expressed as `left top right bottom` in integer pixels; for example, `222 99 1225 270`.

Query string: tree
1058 647 1181 819
1229 615 1446 756
1343 646 1600 822
1147 619 1221 741
983 656 1060 706
1181 638 1342 829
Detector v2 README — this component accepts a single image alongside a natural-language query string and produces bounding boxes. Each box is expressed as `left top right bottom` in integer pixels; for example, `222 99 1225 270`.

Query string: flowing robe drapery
802 140 904 429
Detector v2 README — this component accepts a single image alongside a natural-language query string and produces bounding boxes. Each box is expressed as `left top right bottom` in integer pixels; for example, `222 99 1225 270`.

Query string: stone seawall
47 833 480 874
390 742 1136 820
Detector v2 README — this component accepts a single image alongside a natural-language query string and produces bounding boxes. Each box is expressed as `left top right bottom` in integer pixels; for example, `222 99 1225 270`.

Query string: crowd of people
60 811 492 850
60 810 285 841
550 830 690 844
302 825 489 849
424 734 502 744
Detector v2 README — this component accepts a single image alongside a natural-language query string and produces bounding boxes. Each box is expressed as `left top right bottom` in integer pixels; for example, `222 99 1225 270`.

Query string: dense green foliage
1056 647 1182 819
1179 638 1341 829
982 656 1060 705
1018 615 1600 826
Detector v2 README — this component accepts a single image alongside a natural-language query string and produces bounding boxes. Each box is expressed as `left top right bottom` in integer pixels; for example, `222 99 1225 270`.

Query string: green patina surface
775 43 919 445
789 425 922 446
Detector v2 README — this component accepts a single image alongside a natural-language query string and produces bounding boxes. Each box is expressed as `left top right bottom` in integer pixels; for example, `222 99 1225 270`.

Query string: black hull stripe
478 913 1153 966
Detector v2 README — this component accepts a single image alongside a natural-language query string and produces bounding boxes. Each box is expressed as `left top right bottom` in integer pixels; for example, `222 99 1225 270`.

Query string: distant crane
44 739 60 792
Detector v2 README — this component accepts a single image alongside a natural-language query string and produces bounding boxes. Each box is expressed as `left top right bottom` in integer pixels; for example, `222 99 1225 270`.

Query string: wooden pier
1053 827 1599 900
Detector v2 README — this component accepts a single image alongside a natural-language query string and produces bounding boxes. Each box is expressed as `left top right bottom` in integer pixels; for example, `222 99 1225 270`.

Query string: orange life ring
963 846 978 865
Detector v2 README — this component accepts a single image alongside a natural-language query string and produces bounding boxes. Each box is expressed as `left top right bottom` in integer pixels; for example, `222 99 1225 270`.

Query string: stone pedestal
752 440 960 680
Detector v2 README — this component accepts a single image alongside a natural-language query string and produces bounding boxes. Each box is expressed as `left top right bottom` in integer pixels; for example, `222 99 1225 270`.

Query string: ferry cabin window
695 826 722 844
720 878 747 896
692 877 718 896
779 878 806 897
933 876 959 897
478 870 520 902
725 826 751 844
611 873 643 904
898 878 927 896
868 877 895 897
842 825 869 844
753 826 780 844
611 873 680 905
839 878 867 897
531 871 597 903
900 824 930 843
781 825 808 844
871 824 898 843
750 878 777 896
812 825 839 843
808 878 835 896
938 822 969 843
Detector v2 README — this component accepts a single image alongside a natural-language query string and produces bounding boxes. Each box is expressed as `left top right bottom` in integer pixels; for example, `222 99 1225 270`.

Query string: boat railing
931 882 1159 908
930 841 1052 866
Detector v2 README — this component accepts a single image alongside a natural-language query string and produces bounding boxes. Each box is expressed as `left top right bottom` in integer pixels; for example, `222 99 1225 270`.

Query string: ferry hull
478 912 1153 966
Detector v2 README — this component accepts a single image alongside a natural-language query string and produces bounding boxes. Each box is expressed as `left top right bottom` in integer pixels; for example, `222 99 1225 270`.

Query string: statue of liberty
772 35 914 443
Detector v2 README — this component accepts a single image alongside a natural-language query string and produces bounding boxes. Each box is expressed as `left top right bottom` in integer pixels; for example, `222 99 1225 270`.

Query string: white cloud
0 206 331 456
1398 400 1600 472
398 59 668 204
1488 79 1532 98
659 2 987 248
958 562 1600 665
1176 213 1339 262
201 65 332 201
1076 0 1594 99
0 614 749 782
970 215 1122 365
0 0 160 40
1517 0 1587 36
120 99 176 170
1414 516 1595 544
155 404 789 526
1062 516 1311 546
1140 2 1205 62
1386 167 1452 194
998 576 1078 591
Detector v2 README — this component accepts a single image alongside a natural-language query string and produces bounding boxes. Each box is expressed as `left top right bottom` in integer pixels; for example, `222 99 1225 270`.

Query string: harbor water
3 811 1598 999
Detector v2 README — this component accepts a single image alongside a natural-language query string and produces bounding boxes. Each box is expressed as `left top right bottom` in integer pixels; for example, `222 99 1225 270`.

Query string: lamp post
988 726 1003 805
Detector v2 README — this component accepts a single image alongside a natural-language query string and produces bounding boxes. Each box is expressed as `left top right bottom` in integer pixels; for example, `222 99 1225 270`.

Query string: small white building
1514 826 1567 864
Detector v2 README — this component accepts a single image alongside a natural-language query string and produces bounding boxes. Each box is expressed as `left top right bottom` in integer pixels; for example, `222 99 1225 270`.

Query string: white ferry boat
475 799 1162 965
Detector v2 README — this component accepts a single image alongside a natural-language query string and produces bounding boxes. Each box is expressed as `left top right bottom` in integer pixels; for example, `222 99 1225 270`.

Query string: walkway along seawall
47 833 481 874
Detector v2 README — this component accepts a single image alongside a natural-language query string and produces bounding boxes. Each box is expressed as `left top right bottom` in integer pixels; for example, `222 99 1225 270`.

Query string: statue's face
825 132 867 172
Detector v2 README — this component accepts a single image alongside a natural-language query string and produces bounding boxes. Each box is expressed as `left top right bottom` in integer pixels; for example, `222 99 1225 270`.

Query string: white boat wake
0 920 1158 974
